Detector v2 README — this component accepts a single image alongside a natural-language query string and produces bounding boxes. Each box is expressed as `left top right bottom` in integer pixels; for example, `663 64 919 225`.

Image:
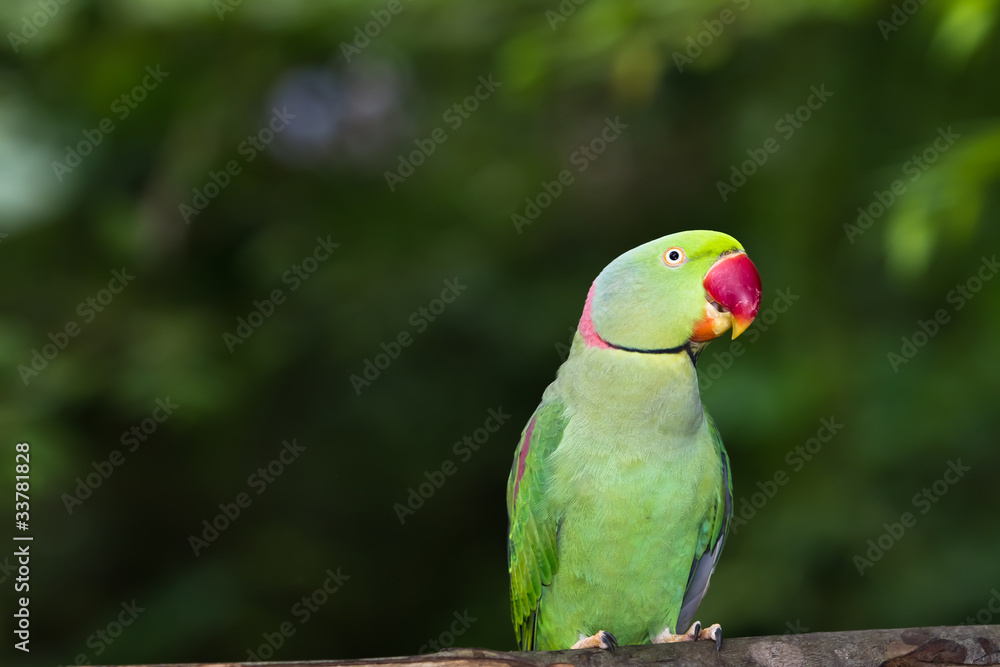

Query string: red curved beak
692 252 762 341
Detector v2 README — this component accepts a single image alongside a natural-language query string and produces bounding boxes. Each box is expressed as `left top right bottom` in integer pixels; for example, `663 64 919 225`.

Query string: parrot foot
652 621 723 650
571 630 618 652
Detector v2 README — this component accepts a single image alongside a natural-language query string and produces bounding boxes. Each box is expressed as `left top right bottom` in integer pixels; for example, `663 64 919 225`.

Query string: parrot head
582 230 762 354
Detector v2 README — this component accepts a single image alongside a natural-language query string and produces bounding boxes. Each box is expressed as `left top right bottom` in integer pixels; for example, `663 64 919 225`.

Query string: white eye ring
663 247 686 266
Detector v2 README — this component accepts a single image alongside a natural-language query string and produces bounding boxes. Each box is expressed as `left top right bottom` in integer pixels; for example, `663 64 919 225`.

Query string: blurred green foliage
1 0 1000 664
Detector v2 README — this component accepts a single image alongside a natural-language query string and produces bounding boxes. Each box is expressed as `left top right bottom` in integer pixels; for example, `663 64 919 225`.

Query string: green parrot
507 230 761 651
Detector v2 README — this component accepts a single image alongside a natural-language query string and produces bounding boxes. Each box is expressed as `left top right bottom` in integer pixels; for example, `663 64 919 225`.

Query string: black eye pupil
669 251 680 261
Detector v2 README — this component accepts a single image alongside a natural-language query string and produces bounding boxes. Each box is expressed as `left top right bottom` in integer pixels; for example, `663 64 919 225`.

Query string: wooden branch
117 625 1000 667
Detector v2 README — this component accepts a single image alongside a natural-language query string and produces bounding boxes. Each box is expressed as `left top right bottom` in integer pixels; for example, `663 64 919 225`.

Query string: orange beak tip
732 317 751 339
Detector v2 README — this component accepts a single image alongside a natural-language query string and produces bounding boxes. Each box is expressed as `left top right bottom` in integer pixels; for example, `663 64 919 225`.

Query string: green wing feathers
705 411 734 556
507 400 568 650
677 410 733 631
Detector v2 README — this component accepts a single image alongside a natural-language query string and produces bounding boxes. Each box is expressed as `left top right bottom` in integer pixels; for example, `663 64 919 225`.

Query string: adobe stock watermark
545 0 588 30
877 0 927 41
188 438 306 556
350 278 467 395
554 324 578 361
887 254 998 373
51 66 169 181
13 541 30 653
717 84 833 201
18 268 135 386
340 0 415 63
512 116 628 234
213 0 243 20
672 0 752 72
179 106 297 223
698 287 799 391
394 407 511 524
418 610 478 653
730 416 843 534
783 620 810 635
844 126 960 244
853 458 971 576
963 589 1000 625
70 600 145 665
7 0 74 53
222 236 340 353
384 75 502 191
245 567 350 661
61 397 179 514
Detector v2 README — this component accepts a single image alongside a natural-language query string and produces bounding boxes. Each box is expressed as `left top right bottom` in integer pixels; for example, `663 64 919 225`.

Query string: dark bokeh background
2 0 999 664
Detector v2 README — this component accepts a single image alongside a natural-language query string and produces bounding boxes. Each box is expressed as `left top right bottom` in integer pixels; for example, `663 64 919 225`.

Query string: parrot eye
662 247 686 266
